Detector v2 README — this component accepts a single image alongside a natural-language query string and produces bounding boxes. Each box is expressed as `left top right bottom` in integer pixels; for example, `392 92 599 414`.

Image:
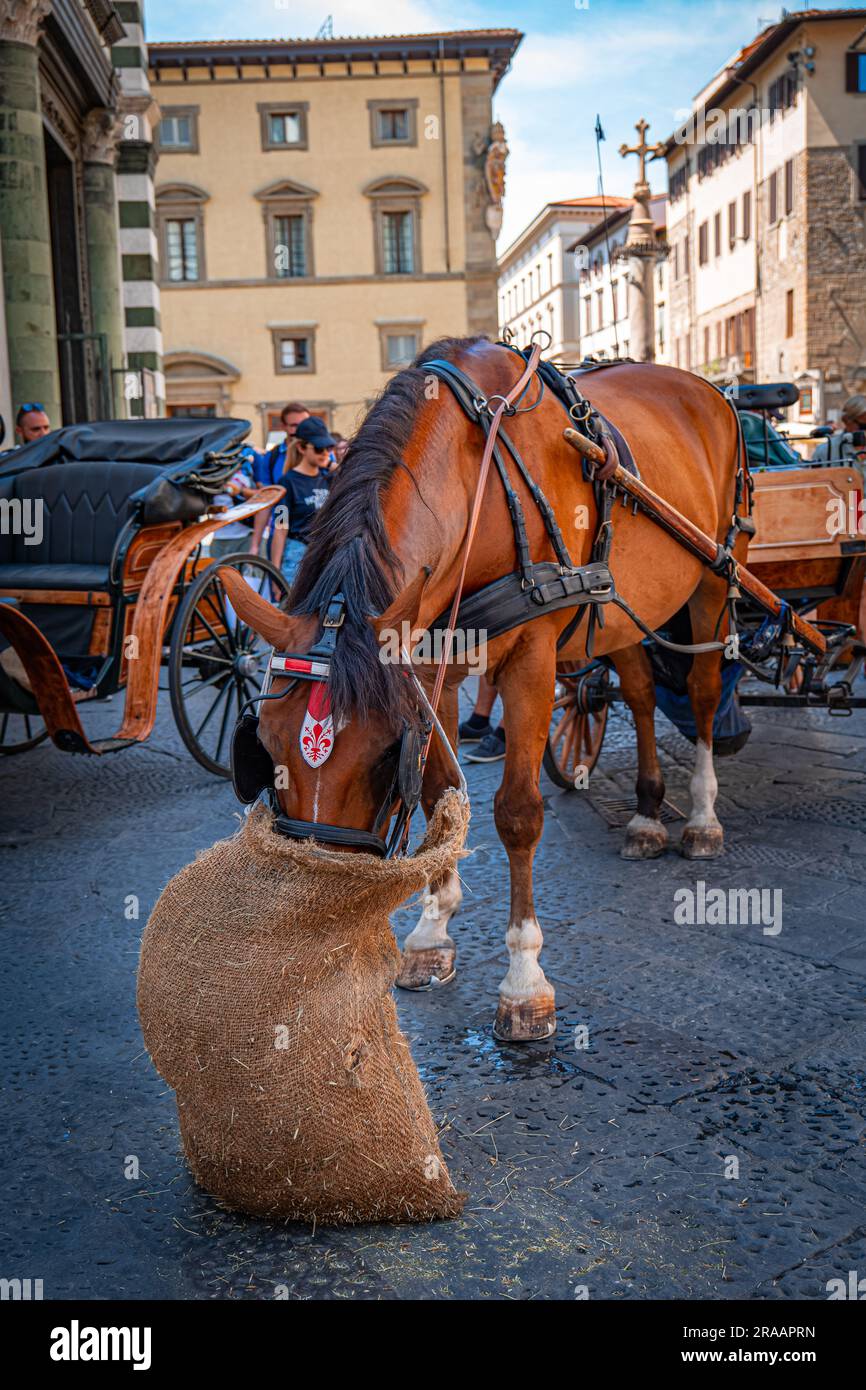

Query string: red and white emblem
300 681 335 767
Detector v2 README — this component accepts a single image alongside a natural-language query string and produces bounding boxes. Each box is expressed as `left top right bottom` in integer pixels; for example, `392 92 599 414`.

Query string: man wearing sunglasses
15 403 52 444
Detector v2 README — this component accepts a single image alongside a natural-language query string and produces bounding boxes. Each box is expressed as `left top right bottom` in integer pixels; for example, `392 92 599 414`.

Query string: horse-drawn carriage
0 419 288 773
545 381 866 788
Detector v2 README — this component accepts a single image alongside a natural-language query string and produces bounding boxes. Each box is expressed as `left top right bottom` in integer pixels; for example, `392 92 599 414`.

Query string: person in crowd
329 433 349 469
15 403 51 444
270 416 336 584
459 674 507 763
813 395 866 463
251 401 311 553
208 447 259 559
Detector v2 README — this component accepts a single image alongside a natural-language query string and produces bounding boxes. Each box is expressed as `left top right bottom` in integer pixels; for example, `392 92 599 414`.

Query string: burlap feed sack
137 789 469 1225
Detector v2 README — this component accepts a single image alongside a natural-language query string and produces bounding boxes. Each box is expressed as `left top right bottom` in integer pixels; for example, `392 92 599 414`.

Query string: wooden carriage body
748 462 866 606
0 420 283 757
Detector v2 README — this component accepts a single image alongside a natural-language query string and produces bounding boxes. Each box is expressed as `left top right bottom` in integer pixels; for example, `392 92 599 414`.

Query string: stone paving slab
1 688 864 1300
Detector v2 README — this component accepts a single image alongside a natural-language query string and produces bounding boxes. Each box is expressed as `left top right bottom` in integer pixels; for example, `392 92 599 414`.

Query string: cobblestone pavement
2 679 865 1301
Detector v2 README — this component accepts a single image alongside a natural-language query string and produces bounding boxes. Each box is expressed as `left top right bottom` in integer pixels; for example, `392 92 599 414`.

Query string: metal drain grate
586 794 686 828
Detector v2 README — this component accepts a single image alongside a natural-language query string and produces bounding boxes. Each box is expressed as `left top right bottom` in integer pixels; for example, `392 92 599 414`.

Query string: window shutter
846 51 860 92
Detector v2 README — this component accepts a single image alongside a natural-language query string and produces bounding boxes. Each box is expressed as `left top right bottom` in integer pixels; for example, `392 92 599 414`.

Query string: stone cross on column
618 118 665 193
615 118 664 362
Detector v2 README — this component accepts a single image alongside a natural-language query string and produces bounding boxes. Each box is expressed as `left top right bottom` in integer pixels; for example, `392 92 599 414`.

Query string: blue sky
144 0 858 246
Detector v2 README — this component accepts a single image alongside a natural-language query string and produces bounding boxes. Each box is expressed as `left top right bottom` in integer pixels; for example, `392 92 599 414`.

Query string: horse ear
369 566 432 643
218 565 294 649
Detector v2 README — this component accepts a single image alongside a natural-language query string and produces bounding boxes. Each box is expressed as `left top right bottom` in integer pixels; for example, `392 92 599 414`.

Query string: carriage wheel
542 664 609 791
169 553 291 777
0 709 49 755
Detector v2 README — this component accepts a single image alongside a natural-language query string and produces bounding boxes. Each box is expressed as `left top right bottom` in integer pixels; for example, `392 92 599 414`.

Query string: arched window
363 176 428 276
254 179 319 280
155 184 209 284
163 350 239 417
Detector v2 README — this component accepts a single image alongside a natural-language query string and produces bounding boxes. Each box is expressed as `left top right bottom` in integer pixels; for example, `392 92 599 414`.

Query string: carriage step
586 794 686 828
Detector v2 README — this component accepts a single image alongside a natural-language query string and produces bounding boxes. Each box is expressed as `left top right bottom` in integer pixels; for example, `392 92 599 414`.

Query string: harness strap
426 342 543 747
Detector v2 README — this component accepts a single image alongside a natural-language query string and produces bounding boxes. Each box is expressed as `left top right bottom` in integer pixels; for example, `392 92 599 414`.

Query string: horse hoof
493 995 557 1043
621 817 669 860
680 824 724 859
395 945 456 991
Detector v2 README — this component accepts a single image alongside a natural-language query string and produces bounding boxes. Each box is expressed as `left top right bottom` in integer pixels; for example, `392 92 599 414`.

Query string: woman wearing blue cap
270 415 336 584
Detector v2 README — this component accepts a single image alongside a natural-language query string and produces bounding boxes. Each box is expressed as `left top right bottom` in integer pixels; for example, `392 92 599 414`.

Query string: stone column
81 106 124 414
0 0 61 424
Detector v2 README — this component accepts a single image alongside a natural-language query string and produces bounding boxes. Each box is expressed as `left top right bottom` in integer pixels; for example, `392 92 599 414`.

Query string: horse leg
396 684 463 990
612 645 669 859
492 642 557 1042
681 579 727 859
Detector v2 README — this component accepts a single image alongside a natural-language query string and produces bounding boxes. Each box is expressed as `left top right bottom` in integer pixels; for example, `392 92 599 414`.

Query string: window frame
852 140 866 202
155 183 209 285
768 169 779 225
784 157 794 216
257 103 310 152
363 177 427 277
270 325 317 376
157 106 200 154
367 99 419 148
255 179 318 281
377 321 424 371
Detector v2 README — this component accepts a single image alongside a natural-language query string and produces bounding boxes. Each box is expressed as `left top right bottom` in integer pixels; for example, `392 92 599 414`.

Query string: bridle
230 592 467 857
230 340 542 856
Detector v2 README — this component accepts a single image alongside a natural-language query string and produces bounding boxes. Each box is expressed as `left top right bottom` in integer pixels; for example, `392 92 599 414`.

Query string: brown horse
222 337 749 1042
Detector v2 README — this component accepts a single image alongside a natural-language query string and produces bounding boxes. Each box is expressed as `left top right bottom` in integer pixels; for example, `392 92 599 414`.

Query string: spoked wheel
169 554 291 776
0 707 49 754
543 662 610 790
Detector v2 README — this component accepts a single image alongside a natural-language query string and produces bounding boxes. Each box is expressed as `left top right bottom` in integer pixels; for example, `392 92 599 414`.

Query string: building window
584 296 591 333
258 104 309 151
698 221 709 265
769 170 779 224
800 387 813 416
845 51 866 92
857 144 866 201
255 179 318 281
166 218 198 281
786 289 794 338
273 216 307 278
703 325 710 364
767 71 797 115
713 211 721 257
596 289 604 329
784 158 794 216
157 107 199 153
368 99 419 147
672 242 679 280
270 328 316 375
382 212 414 273
611 281 619 321
742 190 752 240
669 160 689 202
364 177 426 276
156 184 208 285
262 402 334 437
716 321 722 357
728 200 737 246
377 322 423 370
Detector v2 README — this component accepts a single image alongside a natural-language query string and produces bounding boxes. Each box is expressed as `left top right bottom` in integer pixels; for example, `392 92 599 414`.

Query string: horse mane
290 335 488 725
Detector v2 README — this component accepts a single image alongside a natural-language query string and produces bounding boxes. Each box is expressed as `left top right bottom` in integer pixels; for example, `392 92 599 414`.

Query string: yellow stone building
148 28 522 443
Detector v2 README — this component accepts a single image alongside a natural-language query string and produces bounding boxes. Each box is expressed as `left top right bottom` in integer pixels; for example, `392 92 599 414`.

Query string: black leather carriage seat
0 460 164 590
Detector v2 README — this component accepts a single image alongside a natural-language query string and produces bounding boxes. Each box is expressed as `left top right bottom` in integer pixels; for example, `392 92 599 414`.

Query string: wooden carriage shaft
562 429 827 658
